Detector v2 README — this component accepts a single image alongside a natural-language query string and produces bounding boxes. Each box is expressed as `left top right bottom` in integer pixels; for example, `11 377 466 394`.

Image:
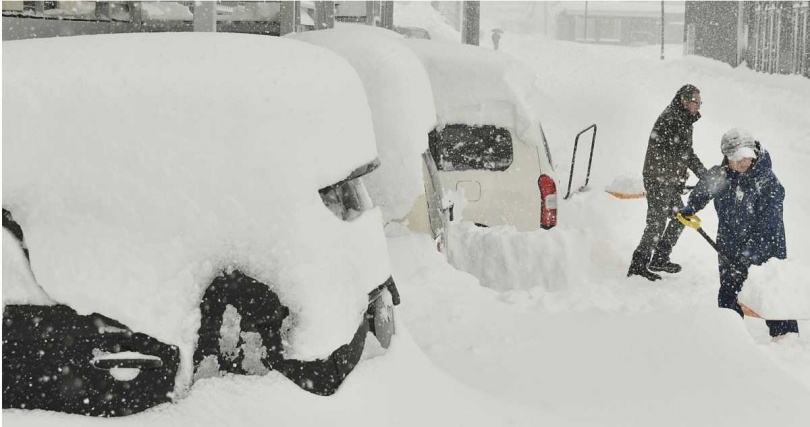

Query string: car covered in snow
404 39 559 232
2 32 399 417
288 25 447 246
291 24 557 256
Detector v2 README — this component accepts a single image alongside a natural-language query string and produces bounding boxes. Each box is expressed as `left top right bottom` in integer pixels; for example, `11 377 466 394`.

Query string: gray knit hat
721 128 756 162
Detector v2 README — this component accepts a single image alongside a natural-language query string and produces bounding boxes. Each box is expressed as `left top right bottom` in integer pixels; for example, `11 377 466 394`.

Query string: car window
428 125 513 172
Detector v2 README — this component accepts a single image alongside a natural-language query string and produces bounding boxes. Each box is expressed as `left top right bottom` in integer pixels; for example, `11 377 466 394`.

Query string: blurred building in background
1 1 388 40
2 1 286 38
335 1 392 28
3 1 485 45
430 1 462 31
555 1 684 45
685 1 809 78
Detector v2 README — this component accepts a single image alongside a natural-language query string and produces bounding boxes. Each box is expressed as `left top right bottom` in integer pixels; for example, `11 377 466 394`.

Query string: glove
679 206 695 217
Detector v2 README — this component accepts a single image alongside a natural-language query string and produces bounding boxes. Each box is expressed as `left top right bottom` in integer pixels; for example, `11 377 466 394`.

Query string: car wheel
193 270 287 381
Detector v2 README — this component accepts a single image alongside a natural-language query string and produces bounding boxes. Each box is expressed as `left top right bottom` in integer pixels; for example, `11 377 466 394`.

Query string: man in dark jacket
628 84 707 281
680 129 798 339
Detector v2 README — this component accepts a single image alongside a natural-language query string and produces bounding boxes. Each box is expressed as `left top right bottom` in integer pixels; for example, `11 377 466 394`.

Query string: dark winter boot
648 257 682 274
627 253 661 281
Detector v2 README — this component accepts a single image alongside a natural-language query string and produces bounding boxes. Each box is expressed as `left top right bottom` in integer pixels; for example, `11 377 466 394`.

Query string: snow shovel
605 188 646 199
675 213 764 319
605 179 693 200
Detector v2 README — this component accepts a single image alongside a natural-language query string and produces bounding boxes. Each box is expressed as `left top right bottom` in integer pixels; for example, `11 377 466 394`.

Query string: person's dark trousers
718 262 746 317
719 262 799 337
630 184 685 267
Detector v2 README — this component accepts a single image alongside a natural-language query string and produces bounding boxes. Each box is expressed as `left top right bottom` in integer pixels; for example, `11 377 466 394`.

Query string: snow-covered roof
404 39 547 148
3 33 390 364
392 1 461 44
290 25 437 223
140 1 193 21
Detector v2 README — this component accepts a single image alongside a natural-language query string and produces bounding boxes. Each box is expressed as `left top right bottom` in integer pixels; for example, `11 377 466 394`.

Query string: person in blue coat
680 128 798 339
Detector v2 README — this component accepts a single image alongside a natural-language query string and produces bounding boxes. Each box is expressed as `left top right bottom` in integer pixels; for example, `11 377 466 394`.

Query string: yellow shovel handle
676 213 702 230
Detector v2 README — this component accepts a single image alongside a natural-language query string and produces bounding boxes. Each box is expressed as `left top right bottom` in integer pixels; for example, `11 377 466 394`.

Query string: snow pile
393 1 462 44
739 259 810 319
446 222 593 293
389 234 810 427
604 174 646 198
290 25 437 224
2 228 54 309
3 34 389 368
3 324 557 427
140 1 192 21
42 2 96 18
225 2 280 21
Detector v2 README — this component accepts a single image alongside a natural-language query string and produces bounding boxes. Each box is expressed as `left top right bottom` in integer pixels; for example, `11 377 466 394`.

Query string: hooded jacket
683 144 787 267
643 89 707 189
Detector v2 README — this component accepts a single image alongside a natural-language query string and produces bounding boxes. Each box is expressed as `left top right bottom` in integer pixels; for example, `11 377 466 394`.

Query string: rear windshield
428 125 513 172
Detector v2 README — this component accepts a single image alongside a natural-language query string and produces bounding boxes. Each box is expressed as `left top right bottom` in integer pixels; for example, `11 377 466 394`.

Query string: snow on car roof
404 39 547 147
290 25 437 223
3 33 391 367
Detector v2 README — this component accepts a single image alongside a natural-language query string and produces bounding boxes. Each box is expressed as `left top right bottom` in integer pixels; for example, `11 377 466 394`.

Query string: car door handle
91 356 163 370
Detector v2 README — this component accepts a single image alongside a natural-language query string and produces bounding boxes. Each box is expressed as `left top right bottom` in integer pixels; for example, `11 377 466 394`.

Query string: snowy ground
5 5 810 427
392 18 810 427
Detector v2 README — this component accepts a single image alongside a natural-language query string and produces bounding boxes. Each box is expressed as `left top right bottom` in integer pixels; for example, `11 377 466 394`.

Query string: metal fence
750 1 809 77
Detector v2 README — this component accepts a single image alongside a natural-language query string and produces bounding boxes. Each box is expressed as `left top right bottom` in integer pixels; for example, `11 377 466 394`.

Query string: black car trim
368 276 401 306
2 304 180 417
194 270 397 397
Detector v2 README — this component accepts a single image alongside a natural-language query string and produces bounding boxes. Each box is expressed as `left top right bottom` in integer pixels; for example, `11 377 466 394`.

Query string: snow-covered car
2 33 399 417
404 39 559 232
394 25 432 40
289 25 447 246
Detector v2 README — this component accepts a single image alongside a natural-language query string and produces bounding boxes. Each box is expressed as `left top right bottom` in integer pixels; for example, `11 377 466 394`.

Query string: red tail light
539 174 557 229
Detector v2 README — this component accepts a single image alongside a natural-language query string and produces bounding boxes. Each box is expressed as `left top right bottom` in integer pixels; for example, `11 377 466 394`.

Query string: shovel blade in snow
738 301 810 321
605 189 646 199
604 175 645 200
739 302 763 319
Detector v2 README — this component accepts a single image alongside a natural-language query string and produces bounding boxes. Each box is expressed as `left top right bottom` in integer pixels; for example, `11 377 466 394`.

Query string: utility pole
660 0 665 60
365 1 380 26
736 1 745 67
461 1 480 46
279 1 298 36
584 1 588 42
193 1 217 32
381 1 394 30
314 1 335 30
